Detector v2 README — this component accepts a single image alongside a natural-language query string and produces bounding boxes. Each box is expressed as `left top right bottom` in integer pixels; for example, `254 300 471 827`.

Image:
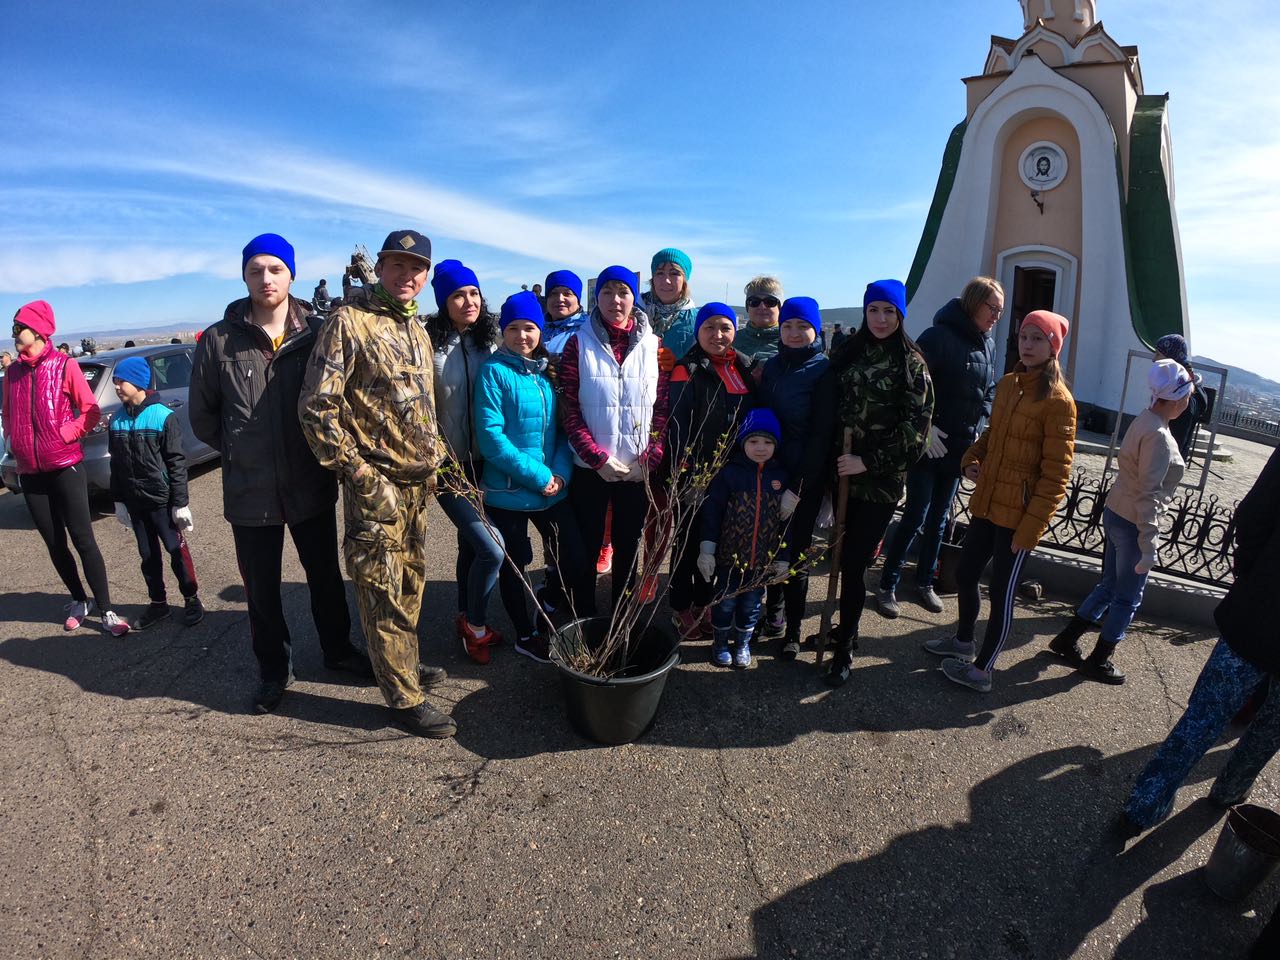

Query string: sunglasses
12 322 28 338
747 296 780 309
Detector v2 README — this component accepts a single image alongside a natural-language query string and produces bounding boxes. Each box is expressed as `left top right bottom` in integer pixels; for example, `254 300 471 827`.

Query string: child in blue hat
697 409 790 668
109 356 204 629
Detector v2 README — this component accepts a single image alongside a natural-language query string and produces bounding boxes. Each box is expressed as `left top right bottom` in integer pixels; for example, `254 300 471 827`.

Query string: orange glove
657 345 676 373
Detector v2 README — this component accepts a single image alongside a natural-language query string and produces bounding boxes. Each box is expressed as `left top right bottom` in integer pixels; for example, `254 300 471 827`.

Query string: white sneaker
64 599 94 631
102 611 131 637
922 635 975 662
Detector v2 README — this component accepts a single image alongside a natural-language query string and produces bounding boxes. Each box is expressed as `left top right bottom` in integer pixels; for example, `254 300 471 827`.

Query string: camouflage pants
342 474 430 710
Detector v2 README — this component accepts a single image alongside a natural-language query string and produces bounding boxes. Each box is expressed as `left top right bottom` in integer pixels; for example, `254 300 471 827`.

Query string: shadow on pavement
736 745 1271 960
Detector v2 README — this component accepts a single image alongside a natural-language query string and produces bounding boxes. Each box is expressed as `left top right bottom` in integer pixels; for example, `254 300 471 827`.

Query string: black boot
1048 615 1092 664
824 636 856 687
1079 638 1125 685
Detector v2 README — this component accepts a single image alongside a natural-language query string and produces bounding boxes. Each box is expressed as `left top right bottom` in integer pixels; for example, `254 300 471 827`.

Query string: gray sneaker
940 658 992 692
917 585 945 614
922 635 975 662
876 589 900 619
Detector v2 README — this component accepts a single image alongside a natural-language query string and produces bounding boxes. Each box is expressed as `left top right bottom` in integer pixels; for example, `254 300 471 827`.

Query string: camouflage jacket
835 336 934 503
299 286 443 488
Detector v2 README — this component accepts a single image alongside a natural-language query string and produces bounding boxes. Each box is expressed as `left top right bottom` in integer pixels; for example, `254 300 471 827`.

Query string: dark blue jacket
916 298 997 469
1217 445 1280 670
108 393 189 510
701 451 790 571
758 343 834 496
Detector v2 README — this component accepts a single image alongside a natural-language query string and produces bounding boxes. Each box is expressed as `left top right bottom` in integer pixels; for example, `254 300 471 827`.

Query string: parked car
1 344 219 497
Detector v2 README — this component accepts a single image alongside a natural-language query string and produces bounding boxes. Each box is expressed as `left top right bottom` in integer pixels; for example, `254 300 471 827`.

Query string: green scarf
372 282 419 320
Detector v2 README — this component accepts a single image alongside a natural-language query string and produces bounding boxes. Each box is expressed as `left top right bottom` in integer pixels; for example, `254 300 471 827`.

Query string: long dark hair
830 307 925 376
424 297 500 351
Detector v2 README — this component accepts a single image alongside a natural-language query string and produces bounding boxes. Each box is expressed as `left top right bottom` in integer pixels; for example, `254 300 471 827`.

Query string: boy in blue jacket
698 409 790 668
109 356 203 630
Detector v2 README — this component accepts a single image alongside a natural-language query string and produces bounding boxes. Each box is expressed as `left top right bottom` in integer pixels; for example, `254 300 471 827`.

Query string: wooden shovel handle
815 428 854 666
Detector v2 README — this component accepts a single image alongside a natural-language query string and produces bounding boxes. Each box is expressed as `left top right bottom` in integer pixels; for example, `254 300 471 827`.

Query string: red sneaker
671 608 701 640
460 621 493 665
639 572 659 604
596 544 614 575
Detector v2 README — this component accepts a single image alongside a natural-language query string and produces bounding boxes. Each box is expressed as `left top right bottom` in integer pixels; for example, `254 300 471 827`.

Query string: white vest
573 316 659 469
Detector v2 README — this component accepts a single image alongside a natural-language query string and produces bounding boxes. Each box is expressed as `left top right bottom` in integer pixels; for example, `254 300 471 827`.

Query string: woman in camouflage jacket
825 280 934 687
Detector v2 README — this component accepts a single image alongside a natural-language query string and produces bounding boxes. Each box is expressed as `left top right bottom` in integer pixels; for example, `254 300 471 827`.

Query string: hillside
1194 356 1280 400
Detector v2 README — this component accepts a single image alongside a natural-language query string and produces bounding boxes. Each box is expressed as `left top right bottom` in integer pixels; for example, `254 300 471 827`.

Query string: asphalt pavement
0 466 1276 959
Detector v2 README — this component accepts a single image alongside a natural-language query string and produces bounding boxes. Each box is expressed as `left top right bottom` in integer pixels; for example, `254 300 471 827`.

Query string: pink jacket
2 348 101 474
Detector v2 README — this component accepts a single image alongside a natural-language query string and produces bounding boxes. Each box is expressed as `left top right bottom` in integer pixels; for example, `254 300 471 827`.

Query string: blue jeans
436 488 505 627
879 459 960 592
1125 640 1280 828
1077 508 1148 644
712 567 764 647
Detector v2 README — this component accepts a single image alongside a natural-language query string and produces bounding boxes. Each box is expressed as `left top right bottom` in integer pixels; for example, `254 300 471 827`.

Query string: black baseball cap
377 230 432 266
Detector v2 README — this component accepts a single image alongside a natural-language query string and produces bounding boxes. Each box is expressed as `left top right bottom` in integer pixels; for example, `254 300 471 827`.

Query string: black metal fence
953 468 1237 588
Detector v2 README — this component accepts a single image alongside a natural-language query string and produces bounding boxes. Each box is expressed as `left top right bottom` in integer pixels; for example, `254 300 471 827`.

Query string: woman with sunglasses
734 276 784 367
3 302 128 635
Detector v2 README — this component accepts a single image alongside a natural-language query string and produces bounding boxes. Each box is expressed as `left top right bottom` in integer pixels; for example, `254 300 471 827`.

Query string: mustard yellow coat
962 367 1077 551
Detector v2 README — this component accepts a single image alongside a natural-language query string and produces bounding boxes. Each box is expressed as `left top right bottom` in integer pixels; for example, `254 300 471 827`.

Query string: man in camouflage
299 229 456 738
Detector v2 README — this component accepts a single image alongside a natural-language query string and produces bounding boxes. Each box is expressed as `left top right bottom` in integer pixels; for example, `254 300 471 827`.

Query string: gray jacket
189 296 338 526
430 327 494 464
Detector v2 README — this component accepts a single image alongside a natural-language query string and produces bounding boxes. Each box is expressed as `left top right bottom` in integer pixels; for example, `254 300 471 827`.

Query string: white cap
1149 358 1194 404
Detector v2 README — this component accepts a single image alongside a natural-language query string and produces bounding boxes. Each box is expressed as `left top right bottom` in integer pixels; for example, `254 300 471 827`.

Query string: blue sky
3 0 1279 378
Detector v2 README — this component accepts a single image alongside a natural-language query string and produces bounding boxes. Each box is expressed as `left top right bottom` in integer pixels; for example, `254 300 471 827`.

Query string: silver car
1 344 219 497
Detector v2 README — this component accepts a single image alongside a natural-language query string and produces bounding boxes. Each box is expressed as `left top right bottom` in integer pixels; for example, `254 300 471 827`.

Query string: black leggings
572 466 650 611
837 498 897 642
765 486 823 636
487 500 590 636
22 465 112 610
955 518 1031 672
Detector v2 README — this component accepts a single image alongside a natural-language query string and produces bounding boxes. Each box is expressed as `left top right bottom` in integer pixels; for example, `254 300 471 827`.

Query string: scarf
643 291 694 338
372 282 419 320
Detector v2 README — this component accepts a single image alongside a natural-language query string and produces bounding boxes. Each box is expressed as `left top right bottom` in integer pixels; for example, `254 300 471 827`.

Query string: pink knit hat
13 300 56 339
1020 310 1069 357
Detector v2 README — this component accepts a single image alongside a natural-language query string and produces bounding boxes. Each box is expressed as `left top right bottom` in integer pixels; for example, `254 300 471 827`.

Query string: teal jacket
474 347 573 511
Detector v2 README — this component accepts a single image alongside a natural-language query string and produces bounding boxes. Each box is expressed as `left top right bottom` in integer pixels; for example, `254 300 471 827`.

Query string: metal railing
953 468 1237 588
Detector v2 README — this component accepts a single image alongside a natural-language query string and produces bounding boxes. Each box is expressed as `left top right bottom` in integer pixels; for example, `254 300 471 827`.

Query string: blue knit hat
1155 333 1190 366
651 247 692 279
738 408 782 446
863 279 908 323
242 233 296 279
544 269 583 301
112 356 151 390
596 265 640 304
694 302 738 337
780 296 821 334
500 291 545 332
431 258 481 310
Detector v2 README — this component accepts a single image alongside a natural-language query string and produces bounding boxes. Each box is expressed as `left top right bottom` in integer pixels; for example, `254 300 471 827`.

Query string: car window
151 352 192 390
78 362 108 395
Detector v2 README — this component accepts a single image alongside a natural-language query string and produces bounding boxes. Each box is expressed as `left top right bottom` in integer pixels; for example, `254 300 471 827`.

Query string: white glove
171 505 194 533
696 542 717 582
780 489 800 520
816 494 835 529
770 560 790 581
925 425 949 459
114 502 131 527
596 456 630 482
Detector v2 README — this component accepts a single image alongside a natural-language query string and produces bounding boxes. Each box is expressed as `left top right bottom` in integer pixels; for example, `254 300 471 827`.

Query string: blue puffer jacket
916 298 997 469
758 343 834 496
474 347 573 511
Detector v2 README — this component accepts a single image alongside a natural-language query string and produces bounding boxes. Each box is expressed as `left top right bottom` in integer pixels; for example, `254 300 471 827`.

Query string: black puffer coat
915 298 997 470
1218 446 1280 670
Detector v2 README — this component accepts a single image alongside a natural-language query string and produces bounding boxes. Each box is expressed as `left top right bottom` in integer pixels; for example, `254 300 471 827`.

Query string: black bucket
551 617 680 745
1203 804 1280 901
